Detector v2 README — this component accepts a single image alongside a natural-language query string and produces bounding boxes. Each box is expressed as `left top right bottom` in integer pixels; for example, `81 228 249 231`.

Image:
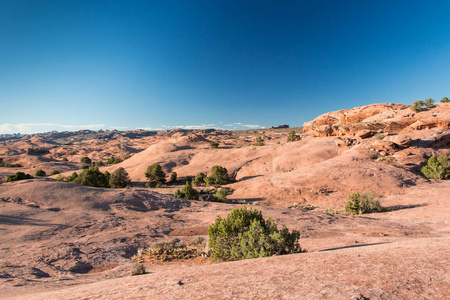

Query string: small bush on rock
130 263 145 276
80 157 92 164
5 172 33 182
34 169 46 177
345 192 384 214
208 206 302 262
209 142 219 149
253 136 264 146
441 97 449 103
174 181 199 200
286 130 301 142
421 155 450 179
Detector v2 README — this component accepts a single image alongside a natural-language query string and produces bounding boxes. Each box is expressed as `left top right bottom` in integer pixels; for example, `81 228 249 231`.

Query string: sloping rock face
303 102 450 137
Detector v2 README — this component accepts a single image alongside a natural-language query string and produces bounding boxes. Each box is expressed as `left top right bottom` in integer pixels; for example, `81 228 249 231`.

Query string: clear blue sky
1 0 450 134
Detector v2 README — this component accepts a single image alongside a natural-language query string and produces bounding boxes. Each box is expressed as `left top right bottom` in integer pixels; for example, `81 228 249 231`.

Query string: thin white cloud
242 124 264 129
159 123 264 130
161 124 217 130
0 123 105 134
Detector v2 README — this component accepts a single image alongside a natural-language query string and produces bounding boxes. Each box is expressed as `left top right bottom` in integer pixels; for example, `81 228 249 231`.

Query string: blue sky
1 0 450 134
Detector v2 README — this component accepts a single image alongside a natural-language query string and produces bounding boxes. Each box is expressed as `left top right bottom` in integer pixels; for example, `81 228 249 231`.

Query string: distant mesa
270 124 289 129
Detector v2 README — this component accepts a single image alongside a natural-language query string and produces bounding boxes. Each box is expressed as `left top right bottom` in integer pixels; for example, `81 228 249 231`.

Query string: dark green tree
71 166 109 188
206 166 229 186
411 100 425 112
5 172 33 182
424 98 435 107
80 157 92 164
441 97 449 103
109 167 131 188
193 172 207 186
145 163 166 186
107 156 122 165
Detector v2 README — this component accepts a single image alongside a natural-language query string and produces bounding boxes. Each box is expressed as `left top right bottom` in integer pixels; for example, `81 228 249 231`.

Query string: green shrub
441 97 449 103
205 188 229 203
253 136 264 146
206 166 229 186
145 163 166 186
424 98 435 107
68 172 78 182
130 263 145 276
5 172 33 182
345 192 384 214
55 174 65 181
169 172 177 183
94 161 105 167
0 162 22 168
421 155 450 179
109 167 131 188
208 206 302 262
214 188 228 203
62 157 68 162
174 181 199 200
286 130 301 142
35 169 46 177
193 172 207 186
80 157 92 164
71 166 109 188
80 165 89 170
50 170 60 176
209 142 219 149
107 156 122 165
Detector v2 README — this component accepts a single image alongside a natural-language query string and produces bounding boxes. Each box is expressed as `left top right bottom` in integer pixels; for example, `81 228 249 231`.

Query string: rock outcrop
303 102 450 137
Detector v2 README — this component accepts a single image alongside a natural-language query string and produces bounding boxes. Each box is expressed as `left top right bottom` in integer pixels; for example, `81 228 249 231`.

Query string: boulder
356 130 372 140
389 135 412 148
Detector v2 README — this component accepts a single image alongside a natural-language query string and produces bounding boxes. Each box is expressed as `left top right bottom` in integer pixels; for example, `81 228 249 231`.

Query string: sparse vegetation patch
133 239 206 262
